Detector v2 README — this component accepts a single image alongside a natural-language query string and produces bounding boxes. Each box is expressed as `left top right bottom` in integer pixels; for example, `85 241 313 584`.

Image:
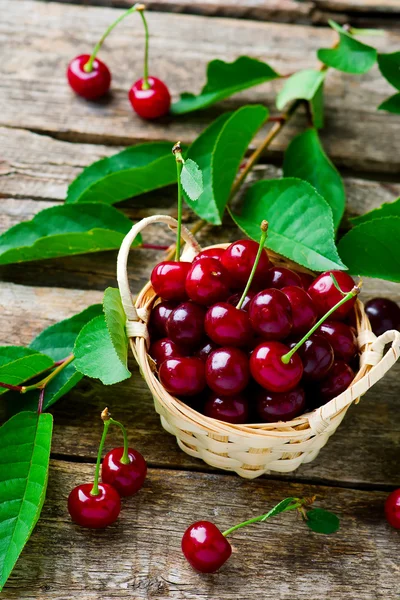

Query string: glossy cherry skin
67 55 111 100
149 301 177 339
206 347 249 396
308 271 356 320
182 521 232 573
68 483 121 528
205 302 253 347
249 289 292 340
102 447 147 497
282 286 317 335
317 320 358 362
385 489 400 529
151 261 191 302
159 357 206 396
319 360 355 401
129 77 171 119
297 271 315 290
289 334 334 381
166 301 206 349
149 338 184 365
365 297 400 336
221 239 270 290
194 340 219 361
204 393 249 424
227 290 256 312
185 258 230 306
256 386 306 422
250 341 303 393
193 248 225 263
265 266 302 289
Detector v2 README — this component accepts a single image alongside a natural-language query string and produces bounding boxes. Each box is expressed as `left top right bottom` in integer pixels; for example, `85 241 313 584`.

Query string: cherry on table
205 347 250 396
317 320 358 362
159 357 206 396
205 302 253 347
149 301 177 339
249 288 293 340
385 489 400 529
365 297 400 336
256 386 306 422
102 447 147 497
282 285 317 335
193 248 225 263
318 360 355 402
185 257 230 306
204 393 249 424
250 341 303 393
265 266 302 289
308 271 356 320
68 483 121 528
67 54 111 100
221 239 270 290
182 521 232 573
151 261 191 301
129 77 171 119
166 301 206 350
149 338 184 365
289 334 334 381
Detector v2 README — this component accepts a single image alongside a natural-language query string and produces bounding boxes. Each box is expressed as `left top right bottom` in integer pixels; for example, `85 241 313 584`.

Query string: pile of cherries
148 238 360 425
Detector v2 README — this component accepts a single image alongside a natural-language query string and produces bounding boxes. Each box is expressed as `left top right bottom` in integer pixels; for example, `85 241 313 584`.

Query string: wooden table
1 1 399 598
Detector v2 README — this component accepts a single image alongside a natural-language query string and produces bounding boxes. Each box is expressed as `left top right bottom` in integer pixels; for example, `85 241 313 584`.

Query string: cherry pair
68 408 147 529
67 4 171 119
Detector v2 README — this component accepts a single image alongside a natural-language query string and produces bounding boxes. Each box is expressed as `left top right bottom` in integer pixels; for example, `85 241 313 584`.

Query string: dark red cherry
250 341 303 393
227 290 256 312
221 239 270 290
102 447 147 497
68 483 121 528
193 248 225 263
282 286 317 335
385 489 400 529
256 386 306 422
204 393 249 424
308 271 356 320
206 347 249 396
166 302 206 349
319 360 355 401
159 357 206 396
151 261 191 301
318 320 358 362
365 297 400 336
149 301 177 339
297 271 315 290
204 302 253 347
194 340 219 361
185 258 230 306
249 289 292 340
265 266 302 289
182 521 232 573
67 54 111 100
149 338 184 365
128 76 171 119
289 334 334 381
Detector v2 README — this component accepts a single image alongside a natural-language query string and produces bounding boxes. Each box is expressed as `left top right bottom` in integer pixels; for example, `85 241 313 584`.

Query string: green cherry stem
22 354 75 393
109 417 130 465
137 5 150 89
236 220 269 310
90 408 112 497
172 141 185 262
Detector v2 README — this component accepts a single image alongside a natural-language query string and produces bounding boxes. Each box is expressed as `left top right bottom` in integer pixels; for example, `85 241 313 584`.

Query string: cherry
149 301 177 339
256 386 306 422
151 261 191 301
166 301 206 349
159 357 206 396
317 320 358 362
282 286 317 335
204 302 253 347
249 289 293 340
204 393 249 424
194 339 219 362
227 290 256 312
185 258 230 306
149 338 183 365
308 271 356 320
250 341 303 393
289 334 334 381
221 239 270 290
67 55 111 100
297 271 315 290
102 447 147 497
265 266 302 289
182 521 232 573
206 347 249 396
68 483 121 528
365 297 400 336
319 360 355 401
385 489 400 529
193 248 225 263
129 77 171 119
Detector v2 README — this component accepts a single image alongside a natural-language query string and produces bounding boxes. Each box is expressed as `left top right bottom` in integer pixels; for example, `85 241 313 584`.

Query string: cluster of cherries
67 4 171 119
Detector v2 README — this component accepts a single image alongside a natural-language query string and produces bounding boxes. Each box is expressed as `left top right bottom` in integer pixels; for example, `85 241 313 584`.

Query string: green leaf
338 217 400 282
184 106 269 225
305 508 340 534
0 411 53 591
378 92 400 114
351 197 400 227
276 70 326 128
262 497 297 520
66 142 177 205
283 129 345 229
103 288 129 373
0 204 140 265
231 178 346 272
74 315 131 385
171 56 280 114
377 52 400 90
0 347 54 396
317 20 377 74
181 159 203 201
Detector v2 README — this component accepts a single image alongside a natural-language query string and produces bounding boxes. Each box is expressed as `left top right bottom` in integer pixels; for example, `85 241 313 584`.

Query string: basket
117 215 400 479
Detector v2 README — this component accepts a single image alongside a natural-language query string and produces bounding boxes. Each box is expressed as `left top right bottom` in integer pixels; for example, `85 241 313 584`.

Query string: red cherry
68 483 121 528
308 271 356 320
193 248 225 263
206 347 249 396
204 302 253 347
282 286 317 335
102 447 147 497
385 489 400 529
166 301 206 349
194 340 219 361
159 357 206 396
365 297 400 336
151 261 191 301
67 55 111 100
204 393 249 424
149 301 177 339
250 341 303 393
289 334 334 381
182 521 232 573
185 258 230 306
265 266 302 289
256 386 306 422
227 290 256 312
221 240 270 290
297 271 315 290
249 289 293 340
129 77 171 119
149 338 183 365
317 320 358 362
319 360 355 401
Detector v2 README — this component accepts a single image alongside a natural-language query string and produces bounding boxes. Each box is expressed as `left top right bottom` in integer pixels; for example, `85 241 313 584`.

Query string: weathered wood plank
1 2 400 172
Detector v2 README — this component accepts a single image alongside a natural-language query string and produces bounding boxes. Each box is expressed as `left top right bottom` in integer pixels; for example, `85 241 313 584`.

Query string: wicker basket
117 215 400 479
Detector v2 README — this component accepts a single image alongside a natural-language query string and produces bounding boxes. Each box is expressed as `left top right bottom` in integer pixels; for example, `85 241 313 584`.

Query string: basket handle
309 328 400 434
117 214 202 322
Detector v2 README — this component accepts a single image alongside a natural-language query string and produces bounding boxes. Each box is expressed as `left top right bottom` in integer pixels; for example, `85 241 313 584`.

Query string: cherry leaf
351 197 400 226
181 159 203 201
317 21 377 74
378 52 400 91
276 70 325 128
103 288 129 371
0 347 54 396
305 508 340 534
378 92 400 114
261 497 297 520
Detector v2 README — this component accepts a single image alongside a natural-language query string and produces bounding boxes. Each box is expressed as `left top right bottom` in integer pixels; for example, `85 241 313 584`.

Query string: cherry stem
0 354 75 394
349 27 384 36
91 414 111 497
109 417 130 465
137 7 150 89
236 220 269 310
37 388 45 415
172 142 185 262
